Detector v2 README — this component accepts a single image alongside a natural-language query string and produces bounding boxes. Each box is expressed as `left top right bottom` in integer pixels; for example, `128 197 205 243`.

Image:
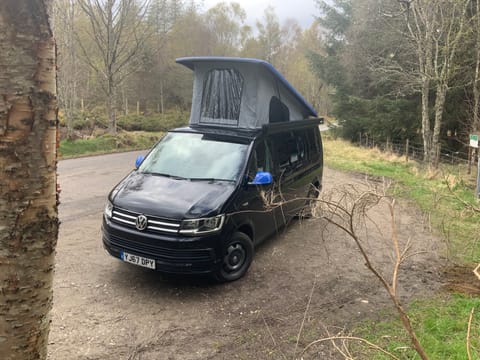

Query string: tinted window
139 132 249 181
249 140 273 178
305 128 320 162
269 96 290 123
200 68 243 126
270 130 308 174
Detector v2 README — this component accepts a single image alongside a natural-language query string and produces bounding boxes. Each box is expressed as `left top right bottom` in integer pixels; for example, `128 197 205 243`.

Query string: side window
293 130 307 163
269 96 290 123
249 141 273 178
270 130 308 174
200 68 244 126
304 128 320 162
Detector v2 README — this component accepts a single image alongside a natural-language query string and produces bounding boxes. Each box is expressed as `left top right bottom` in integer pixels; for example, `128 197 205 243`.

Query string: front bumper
102 218 224 274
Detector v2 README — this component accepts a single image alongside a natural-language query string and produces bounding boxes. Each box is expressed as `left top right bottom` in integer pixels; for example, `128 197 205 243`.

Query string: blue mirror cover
252 171 273 185
135 155 145 168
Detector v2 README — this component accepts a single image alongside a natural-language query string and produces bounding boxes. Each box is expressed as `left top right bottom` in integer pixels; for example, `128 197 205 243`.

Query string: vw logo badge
135 215 148 231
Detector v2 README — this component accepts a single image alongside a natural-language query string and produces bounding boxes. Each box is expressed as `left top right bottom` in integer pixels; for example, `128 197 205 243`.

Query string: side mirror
250 171 273 185
135 155 145 168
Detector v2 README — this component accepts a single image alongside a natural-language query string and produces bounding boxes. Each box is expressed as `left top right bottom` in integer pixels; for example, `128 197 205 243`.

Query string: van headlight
179 214 225 235
104 200 113 220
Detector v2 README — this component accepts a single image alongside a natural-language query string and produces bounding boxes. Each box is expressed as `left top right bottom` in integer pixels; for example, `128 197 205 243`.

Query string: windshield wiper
147 172 188 180
188 178 234 182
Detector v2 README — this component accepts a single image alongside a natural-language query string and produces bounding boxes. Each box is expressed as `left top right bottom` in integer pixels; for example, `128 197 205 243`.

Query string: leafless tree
400 0 469 168
77 0 151 134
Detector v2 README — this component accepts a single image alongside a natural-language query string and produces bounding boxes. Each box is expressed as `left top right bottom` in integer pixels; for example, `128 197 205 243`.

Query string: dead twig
467 307 475 360
294 277 317 356
474 264 480 281
444 176 480 213
261 314 288 360
300 335 401 359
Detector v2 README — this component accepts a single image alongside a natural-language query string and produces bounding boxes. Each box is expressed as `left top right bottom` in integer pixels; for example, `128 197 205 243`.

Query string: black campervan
102 57 323 281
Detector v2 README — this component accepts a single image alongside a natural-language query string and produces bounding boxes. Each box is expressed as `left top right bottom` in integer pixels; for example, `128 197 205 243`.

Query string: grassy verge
59 131 163 158
323 136 480 359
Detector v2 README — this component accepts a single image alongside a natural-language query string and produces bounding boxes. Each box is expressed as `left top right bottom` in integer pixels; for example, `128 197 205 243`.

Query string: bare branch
293 277 317 356
467 307 475 360
301 335 401 359
316 184 430 360
474 264 480 280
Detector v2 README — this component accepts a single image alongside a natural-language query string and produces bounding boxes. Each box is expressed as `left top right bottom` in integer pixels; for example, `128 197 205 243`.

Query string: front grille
109 234 214 264
112 207 181 235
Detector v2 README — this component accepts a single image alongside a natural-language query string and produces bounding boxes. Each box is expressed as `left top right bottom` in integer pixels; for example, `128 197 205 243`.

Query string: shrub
116 110 189 132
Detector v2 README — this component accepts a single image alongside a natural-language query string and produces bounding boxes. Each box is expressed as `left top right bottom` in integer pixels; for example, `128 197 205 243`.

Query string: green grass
356 296 480 359
323 137 480 359
59 131 163 158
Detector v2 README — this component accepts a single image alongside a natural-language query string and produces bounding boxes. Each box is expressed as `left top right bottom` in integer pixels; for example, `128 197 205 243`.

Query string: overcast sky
201 0 319 29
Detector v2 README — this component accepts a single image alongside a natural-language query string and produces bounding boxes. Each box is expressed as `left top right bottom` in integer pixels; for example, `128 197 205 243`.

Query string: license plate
121 251 156 269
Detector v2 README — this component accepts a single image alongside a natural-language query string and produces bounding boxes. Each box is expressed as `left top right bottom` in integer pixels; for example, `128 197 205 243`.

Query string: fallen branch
474 264 480 281
467 307 475 360
294 277 317 356
261 314 288 360
444 177 480 213
315 184 430 360
300 335 401 359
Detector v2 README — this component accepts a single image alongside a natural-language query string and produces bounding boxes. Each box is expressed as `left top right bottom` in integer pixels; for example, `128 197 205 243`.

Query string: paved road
58 151 146 223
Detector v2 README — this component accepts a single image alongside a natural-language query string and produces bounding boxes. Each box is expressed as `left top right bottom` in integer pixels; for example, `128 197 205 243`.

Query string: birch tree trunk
432 84 448 168
106 76 117 134
420 76 432 164
0 1 59 359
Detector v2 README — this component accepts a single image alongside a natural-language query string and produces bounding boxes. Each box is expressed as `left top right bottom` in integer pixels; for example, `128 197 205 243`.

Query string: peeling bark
0 1 58 359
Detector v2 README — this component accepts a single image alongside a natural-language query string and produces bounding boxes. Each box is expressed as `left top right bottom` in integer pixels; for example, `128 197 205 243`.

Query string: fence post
406 139 409 163
468 147 472 175
476 155 480 200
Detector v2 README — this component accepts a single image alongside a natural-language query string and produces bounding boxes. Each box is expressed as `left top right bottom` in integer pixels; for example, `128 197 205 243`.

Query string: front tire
215 232 253 282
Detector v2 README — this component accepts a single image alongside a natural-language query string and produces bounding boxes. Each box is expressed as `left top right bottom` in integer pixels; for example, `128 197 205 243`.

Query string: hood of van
111 172 237 219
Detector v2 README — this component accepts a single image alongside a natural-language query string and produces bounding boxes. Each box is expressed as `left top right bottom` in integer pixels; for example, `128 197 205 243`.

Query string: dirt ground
49 153 446 359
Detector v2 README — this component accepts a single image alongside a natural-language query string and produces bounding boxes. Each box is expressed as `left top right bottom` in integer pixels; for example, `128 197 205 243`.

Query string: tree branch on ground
300 334 401 359
302 182 430 360
474 264 480 281
444 175 480 214
467 307 475 360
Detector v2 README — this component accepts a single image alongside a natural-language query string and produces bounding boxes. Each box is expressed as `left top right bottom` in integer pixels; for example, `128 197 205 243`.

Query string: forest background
54 0 480 168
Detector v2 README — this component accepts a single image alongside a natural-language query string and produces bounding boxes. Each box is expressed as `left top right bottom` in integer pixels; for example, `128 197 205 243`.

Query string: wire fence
357 134 471 167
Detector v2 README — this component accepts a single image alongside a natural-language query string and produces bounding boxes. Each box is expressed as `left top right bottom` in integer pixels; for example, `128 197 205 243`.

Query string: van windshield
138 132 249 182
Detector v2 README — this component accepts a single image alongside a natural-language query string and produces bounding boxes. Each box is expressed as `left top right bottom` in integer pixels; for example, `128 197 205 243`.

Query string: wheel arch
235 223 254 243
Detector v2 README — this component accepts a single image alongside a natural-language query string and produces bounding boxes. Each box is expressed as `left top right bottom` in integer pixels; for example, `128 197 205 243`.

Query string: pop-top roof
176 56 317 129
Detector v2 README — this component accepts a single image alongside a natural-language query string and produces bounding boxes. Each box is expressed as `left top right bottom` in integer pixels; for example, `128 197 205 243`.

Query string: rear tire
214 232 253 282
